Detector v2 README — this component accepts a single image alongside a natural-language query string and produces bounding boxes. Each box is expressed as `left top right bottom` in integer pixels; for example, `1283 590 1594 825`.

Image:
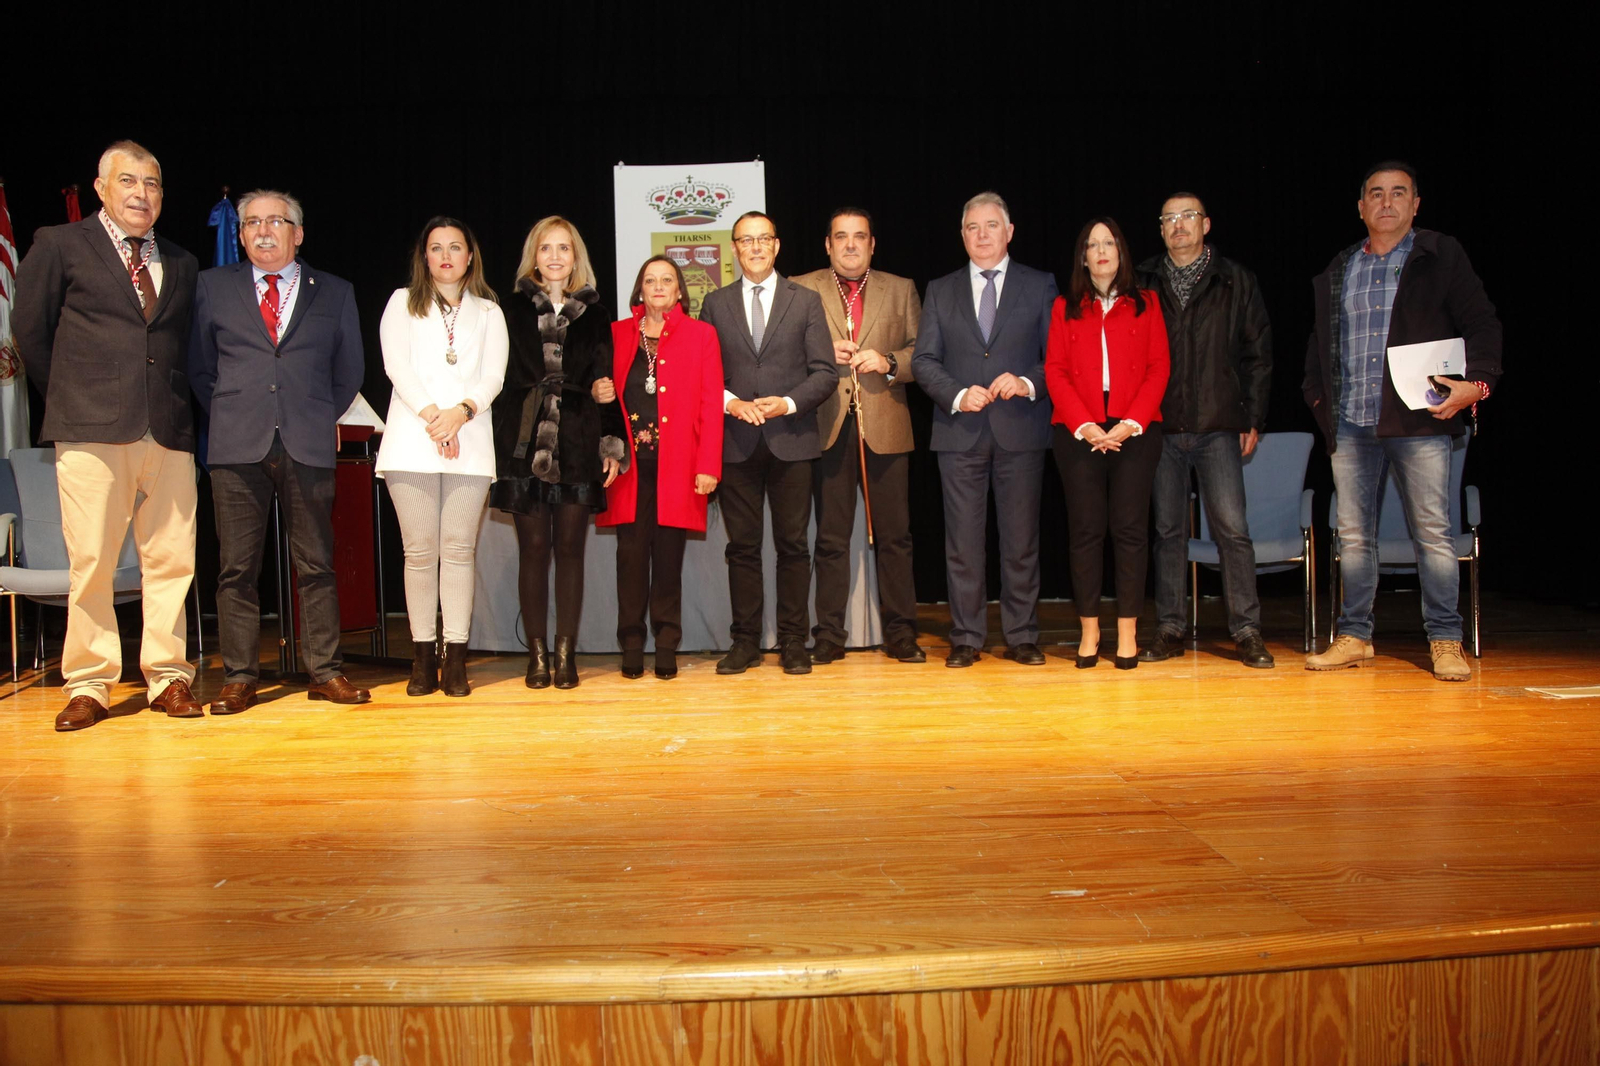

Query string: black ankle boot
406 640 438 696
526 637 551 689
441 642 470 697
553 635 579 689
621 646 644 679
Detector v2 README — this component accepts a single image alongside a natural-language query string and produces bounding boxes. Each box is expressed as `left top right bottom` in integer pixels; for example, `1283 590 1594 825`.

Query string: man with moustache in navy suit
188 189 369 714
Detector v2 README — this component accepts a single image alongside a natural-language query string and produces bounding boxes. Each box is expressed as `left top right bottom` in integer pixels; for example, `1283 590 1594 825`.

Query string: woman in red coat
593 256 724 679
1046 217 1170 670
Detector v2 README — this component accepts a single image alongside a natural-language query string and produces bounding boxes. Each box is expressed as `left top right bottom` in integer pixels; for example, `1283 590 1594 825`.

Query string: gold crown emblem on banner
645 177 735 226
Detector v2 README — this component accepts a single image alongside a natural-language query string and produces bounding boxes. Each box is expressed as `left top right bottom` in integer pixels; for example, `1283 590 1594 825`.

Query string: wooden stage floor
2 598 1599 1063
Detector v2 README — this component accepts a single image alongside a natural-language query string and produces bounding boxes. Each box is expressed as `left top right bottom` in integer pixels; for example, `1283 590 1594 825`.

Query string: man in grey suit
14 139 205 731
698 211 836 675
913 192 1057 668
187 189 369 712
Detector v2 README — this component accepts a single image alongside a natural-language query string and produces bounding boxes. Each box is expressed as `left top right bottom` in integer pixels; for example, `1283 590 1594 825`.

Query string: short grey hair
237 189 305 226
961 190 1011 227
97 140 161 182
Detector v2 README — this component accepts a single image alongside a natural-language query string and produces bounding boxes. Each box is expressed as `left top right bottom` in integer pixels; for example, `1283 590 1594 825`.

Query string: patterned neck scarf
1163 245 1212 309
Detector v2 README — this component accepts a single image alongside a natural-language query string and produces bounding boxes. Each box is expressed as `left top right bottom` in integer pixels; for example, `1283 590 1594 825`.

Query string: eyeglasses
732 234 777 249
1158 210 1205 227
241 216 295 231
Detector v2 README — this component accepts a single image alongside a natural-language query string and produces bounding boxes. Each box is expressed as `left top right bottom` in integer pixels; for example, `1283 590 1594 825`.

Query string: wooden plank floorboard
2 627 1598 1004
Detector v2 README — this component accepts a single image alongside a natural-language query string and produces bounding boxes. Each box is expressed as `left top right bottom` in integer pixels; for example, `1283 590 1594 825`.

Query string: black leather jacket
1136 249 1272 434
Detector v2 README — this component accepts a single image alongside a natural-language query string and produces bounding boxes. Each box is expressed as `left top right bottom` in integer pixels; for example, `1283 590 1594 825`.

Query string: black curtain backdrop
6 6 1583 611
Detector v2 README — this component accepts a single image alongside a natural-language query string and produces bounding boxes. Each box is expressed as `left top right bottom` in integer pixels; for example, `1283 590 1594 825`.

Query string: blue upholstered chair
1188 431 1317 652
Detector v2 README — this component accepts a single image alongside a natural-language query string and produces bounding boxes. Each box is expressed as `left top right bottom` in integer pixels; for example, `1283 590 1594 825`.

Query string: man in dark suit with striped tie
188 189 369 713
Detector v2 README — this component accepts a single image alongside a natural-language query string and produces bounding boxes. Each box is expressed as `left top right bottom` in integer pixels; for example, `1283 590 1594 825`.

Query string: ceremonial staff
835 271 875 546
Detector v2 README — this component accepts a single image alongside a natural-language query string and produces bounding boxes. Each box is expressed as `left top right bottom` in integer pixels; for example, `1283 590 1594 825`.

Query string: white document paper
1387 338 1466 410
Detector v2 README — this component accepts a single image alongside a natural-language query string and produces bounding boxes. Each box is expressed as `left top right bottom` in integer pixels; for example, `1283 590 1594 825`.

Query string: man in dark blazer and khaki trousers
188 189 369 713
792 207 925 664
913 192 1057 668
699 211 836 675
14 140 204 731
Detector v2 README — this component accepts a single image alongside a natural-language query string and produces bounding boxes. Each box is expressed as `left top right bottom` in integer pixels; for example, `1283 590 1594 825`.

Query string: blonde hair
515 215 596 294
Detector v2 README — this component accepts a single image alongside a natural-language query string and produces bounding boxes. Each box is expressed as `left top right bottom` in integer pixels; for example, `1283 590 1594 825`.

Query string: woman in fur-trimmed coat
490 216 626 690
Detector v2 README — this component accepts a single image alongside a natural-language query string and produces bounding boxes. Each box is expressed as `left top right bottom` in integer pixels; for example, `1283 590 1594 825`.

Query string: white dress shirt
98 211 164 296
950 256 1036 414
253 261 305 337
723 271 797 415
1073 290 1143 439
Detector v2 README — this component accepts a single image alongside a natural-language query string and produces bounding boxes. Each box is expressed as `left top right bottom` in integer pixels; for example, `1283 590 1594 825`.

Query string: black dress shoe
1004 642 1046 665
716 642 762 674
526 638 552 689
884 637 926 663
1113 654 1139 671
1137 631 1186 663
552 635 579 690
654 647 678 680
780 641 812 675
621 646 645 679
810 639 845 664
1236 633 1276 669
1075 647 1099 669
945 644 980 668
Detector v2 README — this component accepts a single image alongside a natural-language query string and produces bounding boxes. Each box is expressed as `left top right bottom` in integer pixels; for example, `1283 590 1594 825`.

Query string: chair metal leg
34 601 46 672
1301 530 1313 654
7 593 16 683
191 580 204 659
1307 530 1318 652
1190 560 1199 638
1469 551 1481 658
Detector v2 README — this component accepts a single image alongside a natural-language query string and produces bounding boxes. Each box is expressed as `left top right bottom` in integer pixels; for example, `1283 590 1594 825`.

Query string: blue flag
208 197 240 266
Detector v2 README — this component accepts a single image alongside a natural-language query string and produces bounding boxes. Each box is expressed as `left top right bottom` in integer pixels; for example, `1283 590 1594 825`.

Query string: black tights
513 503 590 641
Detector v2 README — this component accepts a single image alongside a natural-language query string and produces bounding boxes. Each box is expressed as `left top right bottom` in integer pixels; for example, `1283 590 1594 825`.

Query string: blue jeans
1331 419 1461 642
1151 432 1262 640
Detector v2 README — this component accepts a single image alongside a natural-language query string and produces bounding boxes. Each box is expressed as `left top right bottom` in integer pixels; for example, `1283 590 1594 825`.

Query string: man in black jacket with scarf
1302 161 1501 681
1136 192 1274 669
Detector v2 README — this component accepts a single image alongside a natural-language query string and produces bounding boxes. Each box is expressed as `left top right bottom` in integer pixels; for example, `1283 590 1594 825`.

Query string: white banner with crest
612 162 765 318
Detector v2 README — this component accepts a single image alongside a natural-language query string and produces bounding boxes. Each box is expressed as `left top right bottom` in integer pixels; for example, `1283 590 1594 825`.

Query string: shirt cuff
723 389 738 413
1074 422 1095 440
1022 377 1037 401
1119 418 1143 436
951 388 968 414
783 397 797 415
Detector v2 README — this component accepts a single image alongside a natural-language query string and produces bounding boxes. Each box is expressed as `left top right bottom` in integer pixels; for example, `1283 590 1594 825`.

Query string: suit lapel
81 222 145 318
147 236 184 323
758 277 794 359
232 263 275 345
855 276 882 347
277 260 321 347
727 284 759 361
985 266 1023 347
956 268 987 349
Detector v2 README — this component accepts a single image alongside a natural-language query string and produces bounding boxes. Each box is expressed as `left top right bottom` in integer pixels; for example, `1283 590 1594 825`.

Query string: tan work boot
1430 640 1471 682
1305 634 1375 670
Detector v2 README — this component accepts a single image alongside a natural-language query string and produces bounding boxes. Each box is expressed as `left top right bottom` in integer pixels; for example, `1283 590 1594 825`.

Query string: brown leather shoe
209 682 258 716
307 675 371 704
56 695 110 732
151 679 205 718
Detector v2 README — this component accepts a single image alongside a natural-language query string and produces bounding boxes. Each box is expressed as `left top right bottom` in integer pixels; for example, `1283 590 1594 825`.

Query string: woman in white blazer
375 216 508 697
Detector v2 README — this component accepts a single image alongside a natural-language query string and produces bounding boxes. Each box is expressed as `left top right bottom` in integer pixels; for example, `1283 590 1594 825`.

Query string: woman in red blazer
1046 217 1171 670
594 256 724 679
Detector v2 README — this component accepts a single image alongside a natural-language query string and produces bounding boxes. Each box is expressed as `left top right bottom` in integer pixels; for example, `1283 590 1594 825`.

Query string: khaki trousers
55 433 197 704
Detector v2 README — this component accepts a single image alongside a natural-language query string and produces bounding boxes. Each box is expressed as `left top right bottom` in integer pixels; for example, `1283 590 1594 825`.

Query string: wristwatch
884 353 898 382
459 402 474 421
